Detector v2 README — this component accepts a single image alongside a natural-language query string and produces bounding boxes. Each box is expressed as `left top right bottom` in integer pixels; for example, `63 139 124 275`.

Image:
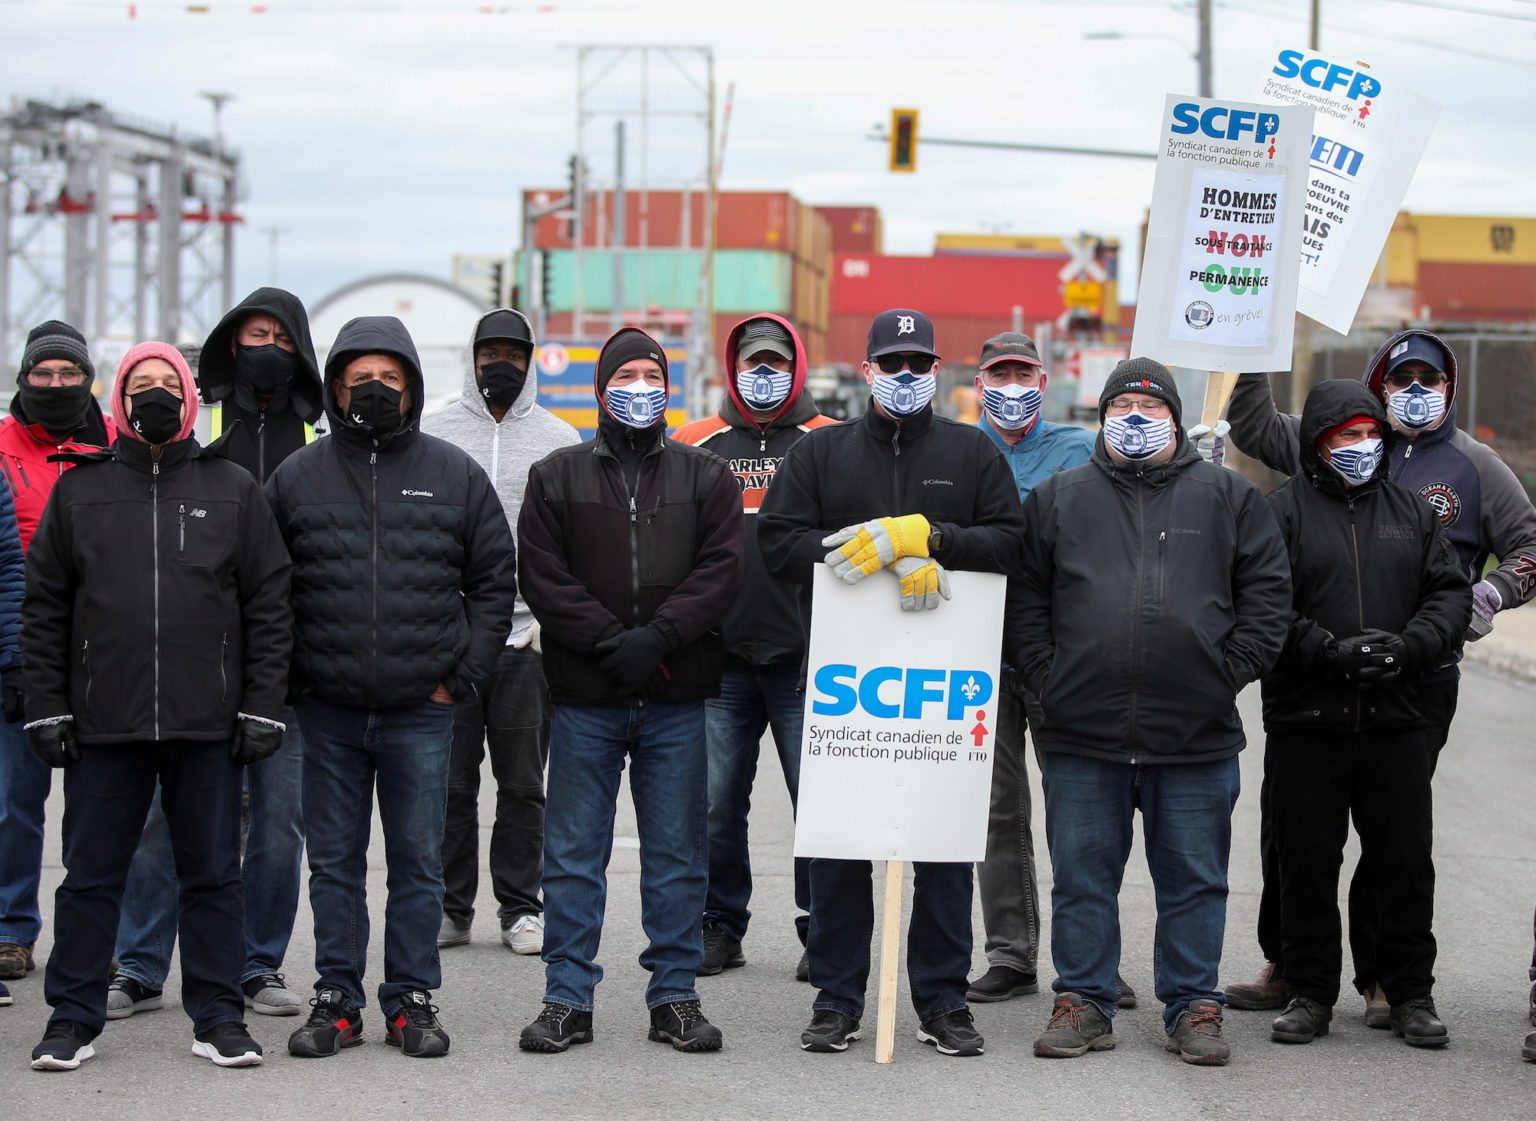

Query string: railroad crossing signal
889 108 918 173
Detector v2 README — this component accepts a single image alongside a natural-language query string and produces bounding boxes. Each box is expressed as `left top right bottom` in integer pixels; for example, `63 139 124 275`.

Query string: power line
1379 0 1536 21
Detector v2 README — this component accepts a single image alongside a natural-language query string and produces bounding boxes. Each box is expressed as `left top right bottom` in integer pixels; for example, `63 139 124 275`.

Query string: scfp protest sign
1133 94 1312 373
794 567 1006 864
1257 46 1438 335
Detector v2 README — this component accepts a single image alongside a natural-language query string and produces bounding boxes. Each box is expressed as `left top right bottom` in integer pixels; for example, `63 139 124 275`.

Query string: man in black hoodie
110 288 325 1022
265 316 518 1060
1261 379 1469 1049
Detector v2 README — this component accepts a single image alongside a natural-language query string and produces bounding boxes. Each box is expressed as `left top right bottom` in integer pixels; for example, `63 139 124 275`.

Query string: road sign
1062 280 1102 309
537 343 570 376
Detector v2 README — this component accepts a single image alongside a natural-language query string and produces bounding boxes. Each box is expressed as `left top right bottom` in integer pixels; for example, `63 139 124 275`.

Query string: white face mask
1103 413 1174 460
605 382 668 429
1387 383 1446 430
981 384 1042 431
737 363 793 411
1326 437 1383 487
871 371 937 417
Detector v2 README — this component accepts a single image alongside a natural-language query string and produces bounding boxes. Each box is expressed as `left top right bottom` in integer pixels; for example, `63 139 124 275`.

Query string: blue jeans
0 718 52 946
703 661 809 943
116 712 306 989
1042 752 1241 1032
296 697 454 1015
542 701 707 1011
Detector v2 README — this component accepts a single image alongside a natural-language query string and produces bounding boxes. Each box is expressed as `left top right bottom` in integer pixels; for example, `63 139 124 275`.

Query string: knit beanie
20 320 94 382
596 327 669 393
1099 357 1182 425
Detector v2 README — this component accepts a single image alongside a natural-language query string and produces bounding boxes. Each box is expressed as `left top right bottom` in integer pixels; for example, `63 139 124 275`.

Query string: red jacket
0 413 119 553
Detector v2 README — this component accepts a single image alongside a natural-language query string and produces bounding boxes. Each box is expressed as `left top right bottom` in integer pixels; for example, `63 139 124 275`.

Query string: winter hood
459 307 539 421
198 287 323 423
720 313 818 429
112 341 199 444
1360 328 1458 439
1298 377 1392 485
323 316 426 440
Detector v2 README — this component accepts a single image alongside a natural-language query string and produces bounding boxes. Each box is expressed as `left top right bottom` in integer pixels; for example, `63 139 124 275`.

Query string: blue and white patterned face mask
605 383 668 429
1327 437 1383 487
981 384 1042 431
1388 383 1446 430
1103 413 1173 460
737 364 793 411
871 371 937 417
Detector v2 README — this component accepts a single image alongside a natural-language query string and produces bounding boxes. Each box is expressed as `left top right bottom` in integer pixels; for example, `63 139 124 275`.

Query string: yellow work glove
891 556 952 612
821 514 931 584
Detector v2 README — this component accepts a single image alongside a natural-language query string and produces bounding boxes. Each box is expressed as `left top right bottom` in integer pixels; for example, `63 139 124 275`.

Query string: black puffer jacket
264 316 518 708
1261 380 1472 733
1008 435 1291 764
23 432 292 743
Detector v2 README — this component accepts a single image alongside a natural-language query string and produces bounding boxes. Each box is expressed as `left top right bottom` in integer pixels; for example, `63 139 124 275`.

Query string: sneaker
386 990 450 1058
967 964 1039 1003
699 924 745 976
0 981 11 1006
800 1010 861 1053
287 988 364 1057
1389 995 1449 1048
105 976 165 1020
519 1002 593 1053
795 950 810 983
437 913 471 949
1271 995 1333 1044
243 973 304 1017
648 999 724 1052
1165 998 1230 1066
0 942 34 980
1362 984 1391 1030
501 914 544 956
191 1021 264 1067
1225 960 1290 1011
31 1020 95 1071
1034 993 1116 1058
1523 1030 1535 1062
1115 972 1137 1009
917 1008 985 1057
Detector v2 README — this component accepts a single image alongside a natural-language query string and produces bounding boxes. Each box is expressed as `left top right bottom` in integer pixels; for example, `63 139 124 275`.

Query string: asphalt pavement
3 665 1533 1120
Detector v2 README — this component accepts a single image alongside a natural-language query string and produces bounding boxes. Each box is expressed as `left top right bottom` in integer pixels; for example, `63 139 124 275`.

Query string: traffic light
563 154 586 241
540 250 553 309
488 260 504 308
889 108 918 173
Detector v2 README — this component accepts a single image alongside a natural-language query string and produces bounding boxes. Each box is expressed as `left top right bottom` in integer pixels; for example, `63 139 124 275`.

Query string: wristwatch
927 525 943 555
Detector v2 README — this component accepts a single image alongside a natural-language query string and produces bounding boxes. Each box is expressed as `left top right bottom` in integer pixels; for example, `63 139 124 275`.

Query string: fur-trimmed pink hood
113 341 199 444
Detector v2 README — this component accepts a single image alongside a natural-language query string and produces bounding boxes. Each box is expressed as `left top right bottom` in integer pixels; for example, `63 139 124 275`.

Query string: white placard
793 566 1006 863
1256 46 1439 335
1133 94 1313 373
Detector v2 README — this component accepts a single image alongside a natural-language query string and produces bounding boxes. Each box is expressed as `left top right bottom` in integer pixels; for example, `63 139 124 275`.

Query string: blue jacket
980 414 1097 501
0 474 24 671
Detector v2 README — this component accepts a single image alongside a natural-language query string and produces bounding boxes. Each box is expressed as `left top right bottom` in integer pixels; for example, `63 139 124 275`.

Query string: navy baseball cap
1385 334 1448 377
867 308 940 360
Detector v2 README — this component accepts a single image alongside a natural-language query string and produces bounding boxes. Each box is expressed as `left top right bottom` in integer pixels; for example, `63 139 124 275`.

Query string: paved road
4 666 1533 1119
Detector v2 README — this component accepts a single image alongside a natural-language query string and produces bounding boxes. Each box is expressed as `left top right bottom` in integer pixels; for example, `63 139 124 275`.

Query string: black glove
231 716 285 766
1333 630 1407 685
2 669 24 724
27 720 79 768
594 627 671 693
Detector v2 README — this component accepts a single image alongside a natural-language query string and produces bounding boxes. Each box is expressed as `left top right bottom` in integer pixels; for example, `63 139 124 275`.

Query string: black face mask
342 380 405 436
127 387 183 445
17 383 93 436
477 360 528 409
235 343 299 395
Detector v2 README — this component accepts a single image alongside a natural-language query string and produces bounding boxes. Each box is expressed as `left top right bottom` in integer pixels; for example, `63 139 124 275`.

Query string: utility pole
1310 0 1321 50
259 226 289 286
1197 0 1213 97
611 119 626 333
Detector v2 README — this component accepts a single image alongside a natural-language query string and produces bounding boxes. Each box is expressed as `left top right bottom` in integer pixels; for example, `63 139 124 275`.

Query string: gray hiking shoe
1034 993 1115 1058
1166 998 1230 1066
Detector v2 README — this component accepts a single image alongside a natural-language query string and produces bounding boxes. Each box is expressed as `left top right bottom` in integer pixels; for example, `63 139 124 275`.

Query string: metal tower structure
0 97 243 362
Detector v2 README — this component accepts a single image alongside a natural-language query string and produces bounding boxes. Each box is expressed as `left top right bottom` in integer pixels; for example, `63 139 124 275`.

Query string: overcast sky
4 0 1535 319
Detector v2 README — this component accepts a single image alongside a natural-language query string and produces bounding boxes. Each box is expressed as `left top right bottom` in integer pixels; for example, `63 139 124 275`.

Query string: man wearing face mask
757 309 1025 1058
1008 359 1290 1066
22 342 292 1071
672 315 835 981
965 332 1095 1007
1260 379 1469 1050
1223 330 1536 1022
0 320 118 991
264 317 518 1060
422 309 578 957
108 289 324 1023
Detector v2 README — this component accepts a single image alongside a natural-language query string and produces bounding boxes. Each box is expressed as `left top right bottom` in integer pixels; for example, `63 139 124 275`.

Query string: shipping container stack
1381 212 1536 324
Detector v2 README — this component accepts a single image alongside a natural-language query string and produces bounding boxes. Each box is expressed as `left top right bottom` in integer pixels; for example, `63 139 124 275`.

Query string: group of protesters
0 288 1532 1072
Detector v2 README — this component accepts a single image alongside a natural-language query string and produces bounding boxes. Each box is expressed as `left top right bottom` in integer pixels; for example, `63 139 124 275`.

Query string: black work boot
699 924 745 976
1389 995 1449 1048
1271 995 1333 1044
966 964 1039 1003
648 999 723 1052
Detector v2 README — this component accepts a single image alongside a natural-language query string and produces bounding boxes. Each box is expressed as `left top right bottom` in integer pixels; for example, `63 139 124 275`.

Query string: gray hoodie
421 308 580 641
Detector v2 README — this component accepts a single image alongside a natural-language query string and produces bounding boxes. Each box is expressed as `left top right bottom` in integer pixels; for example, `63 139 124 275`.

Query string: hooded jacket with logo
1007 435 1292 764
197 287 325 484
421 308 580 644
22 347 293 743
1227 329 1536 617
1260 380 1471 734
672 314 837 667
0 382 118 554
517 326 745 706
263 316 519 709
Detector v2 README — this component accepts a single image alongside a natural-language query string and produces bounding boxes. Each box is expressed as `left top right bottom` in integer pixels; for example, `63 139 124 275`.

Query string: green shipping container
541 249 792 313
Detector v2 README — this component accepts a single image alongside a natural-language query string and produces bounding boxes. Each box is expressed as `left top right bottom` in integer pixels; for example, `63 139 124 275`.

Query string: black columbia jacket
1261 380 1472 733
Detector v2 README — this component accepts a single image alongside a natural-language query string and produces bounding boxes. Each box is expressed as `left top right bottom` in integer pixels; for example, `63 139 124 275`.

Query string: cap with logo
736 318 796 363
1384 334 1449 378
867 308 940 361
1098 357 1183 425
979 332 1043 371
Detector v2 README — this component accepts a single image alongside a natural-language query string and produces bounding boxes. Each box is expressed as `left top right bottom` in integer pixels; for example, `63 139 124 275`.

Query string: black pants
1255 677 1457 975
1271 728 1436 1007
45 740 244 1036
441 645 551 926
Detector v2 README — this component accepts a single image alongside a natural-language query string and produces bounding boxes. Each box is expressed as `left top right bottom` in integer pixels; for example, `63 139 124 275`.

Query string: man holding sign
758 308 1024 1058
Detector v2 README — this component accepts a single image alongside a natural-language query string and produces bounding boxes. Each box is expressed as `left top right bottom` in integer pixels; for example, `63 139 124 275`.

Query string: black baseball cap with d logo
867 308 940 360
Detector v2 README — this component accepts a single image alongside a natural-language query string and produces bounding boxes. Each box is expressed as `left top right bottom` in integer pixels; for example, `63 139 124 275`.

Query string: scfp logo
1170 103 1279 145
1272 49 1382 101
812 664 993 721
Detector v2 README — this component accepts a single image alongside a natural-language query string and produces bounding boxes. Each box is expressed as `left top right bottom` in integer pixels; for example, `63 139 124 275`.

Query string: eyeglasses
26 367 87 387
873 354 936 375
1104 397 1171 418
1385 369 1446 389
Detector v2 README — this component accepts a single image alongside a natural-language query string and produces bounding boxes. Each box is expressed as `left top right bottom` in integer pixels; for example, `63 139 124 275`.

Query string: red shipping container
830 253 1070 319
816 206 884 255
1415 261 1536 323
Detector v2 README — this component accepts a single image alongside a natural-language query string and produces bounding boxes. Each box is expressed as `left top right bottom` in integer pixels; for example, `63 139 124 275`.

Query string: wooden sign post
1201 370 1240 436
874 860 904 1064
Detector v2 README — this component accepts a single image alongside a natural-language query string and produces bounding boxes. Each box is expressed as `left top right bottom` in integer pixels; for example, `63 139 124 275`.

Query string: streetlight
199 90 235 154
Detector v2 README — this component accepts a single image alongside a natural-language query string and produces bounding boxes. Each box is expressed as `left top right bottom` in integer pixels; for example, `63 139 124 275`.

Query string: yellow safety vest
209 404 316 444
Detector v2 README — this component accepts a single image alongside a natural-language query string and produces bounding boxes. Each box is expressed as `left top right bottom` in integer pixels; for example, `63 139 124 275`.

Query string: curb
1462 640 1536 686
